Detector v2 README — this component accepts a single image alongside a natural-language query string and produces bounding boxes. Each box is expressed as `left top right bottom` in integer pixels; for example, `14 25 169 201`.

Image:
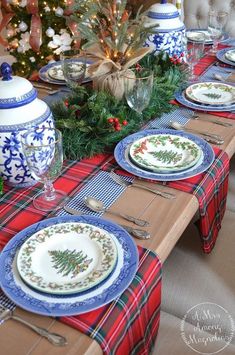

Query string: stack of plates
217 48 235 67
175 81 235 112
39 59 93 85
114 129 215 181
0 215 139 316
186 29 229 45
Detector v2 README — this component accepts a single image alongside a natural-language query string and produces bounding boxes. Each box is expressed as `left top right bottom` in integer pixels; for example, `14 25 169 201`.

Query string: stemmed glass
208 10 228 54
21 127 68 211
184 32 205 81
123 68 154 123
60 49 87 91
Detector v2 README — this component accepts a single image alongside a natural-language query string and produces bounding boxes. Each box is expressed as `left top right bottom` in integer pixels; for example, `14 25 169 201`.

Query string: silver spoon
213 73 231 82
0 306 67 346
170 121 224 144
63 206 150 239
84 196 149 227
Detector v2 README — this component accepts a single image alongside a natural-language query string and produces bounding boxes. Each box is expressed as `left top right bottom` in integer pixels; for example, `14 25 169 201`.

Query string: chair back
183 0 235 36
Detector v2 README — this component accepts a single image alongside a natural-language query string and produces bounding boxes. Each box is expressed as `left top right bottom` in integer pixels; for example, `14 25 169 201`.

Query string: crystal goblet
185 32 206 81
208 10 228 54
21 127 68 211
123 68 154 123
60 49 87 91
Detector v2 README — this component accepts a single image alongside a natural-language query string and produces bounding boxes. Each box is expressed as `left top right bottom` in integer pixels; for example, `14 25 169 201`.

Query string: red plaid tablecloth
103 147 230 254
0 155 162 354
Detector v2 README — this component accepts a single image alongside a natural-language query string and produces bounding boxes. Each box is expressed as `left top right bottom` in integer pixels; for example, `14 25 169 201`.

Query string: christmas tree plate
16 222 118 295
39 60 93 85
175 89 235 112
129 134 202 173
185 82 235 106
0 215 138 316
114 129 215 181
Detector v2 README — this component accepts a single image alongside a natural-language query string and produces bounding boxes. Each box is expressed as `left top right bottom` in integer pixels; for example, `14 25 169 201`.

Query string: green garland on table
50 52 186 160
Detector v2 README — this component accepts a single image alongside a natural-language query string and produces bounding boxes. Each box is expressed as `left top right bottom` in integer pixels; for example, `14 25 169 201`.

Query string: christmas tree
2 0 77 78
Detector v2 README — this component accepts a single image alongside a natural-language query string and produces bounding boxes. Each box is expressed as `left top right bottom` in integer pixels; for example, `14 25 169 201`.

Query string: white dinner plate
17 222 117 295
185 82 235 106
129 134 202 173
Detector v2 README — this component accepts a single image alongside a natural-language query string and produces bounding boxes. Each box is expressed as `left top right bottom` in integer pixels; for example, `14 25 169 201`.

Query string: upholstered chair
183 0 235 36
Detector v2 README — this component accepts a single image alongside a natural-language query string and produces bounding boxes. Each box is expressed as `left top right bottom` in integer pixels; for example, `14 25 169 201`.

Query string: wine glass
184 32 205 81
208 10 228 54
21 127 68 211
123 68 153 122
60 49 87 91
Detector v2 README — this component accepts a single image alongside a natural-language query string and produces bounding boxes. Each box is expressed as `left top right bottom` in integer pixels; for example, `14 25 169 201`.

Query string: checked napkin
103 147 230 254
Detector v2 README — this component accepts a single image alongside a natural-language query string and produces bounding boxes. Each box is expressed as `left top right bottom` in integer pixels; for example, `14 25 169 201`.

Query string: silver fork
183 110 233 127
110 170 175 199
0 304 67 346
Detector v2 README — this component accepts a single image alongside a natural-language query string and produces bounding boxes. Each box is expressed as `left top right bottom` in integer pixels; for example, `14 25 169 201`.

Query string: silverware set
170 121 225 145
109 170 175 199
186 111 233 127
0 303 67 346
63 206 150 239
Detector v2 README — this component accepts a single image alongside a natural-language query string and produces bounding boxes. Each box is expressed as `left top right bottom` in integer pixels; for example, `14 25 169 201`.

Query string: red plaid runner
102 147 230 254
61 246 161 355
173 44 235 120
0 155 162 354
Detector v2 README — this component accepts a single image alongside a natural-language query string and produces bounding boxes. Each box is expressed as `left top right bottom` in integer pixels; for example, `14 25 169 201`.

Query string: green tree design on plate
150 149 182 164
48 249 93 278
203 93 222 99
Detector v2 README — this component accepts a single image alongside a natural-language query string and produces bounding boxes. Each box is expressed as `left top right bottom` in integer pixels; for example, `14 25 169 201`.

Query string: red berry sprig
107 117 128 131
170 52 184 65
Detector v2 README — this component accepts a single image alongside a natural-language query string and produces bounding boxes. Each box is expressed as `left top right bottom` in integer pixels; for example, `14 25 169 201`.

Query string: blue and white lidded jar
0 63 54 187
144 0 185 57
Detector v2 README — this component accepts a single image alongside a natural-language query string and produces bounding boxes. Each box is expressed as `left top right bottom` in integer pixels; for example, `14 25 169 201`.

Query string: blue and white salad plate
39 59 93 85
175 88 235 112
114 129 215 181
216 48 235 67
0 215 138 316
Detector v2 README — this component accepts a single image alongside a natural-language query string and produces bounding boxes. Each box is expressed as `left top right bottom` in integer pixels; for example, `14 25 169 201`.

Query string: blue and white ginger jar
144 0 185 57
0 63 54 187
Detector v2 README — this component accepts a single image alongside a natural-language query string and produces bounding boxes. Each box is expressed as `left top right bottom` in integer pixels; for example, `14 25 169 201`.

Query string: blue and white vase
144 0 185 57
0 63 54 187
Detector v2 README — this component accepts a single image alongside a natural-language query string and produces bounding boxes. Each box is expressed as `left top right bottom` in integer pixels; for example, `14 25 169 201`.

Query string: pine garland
50 52 186 160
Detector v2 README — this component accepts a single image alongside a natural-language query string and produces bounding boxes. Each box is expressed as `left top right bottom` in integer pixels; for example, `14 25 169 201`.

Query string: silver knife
63 206 150 240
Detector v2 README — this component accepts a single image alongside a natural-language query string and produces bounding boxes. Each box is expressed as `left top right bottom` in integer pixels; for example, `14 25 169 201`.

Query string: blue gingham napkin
200 64 235 82
0 289 16 324
145 107 193 129
58 171 134 217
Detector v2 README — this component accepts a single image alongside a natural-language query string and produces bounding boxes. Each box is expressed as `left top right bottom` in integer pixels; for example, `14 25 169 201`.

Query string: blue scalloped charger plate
114 129 215 181
216 48 235 67
175 88 235 112
0 215 139 316
39 58 93 85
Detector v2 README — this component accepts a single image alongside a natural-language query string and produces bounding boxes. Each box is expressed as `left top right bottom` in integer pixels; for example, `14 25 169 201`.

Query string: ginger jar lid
146 0 185 31
0 62 37 109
